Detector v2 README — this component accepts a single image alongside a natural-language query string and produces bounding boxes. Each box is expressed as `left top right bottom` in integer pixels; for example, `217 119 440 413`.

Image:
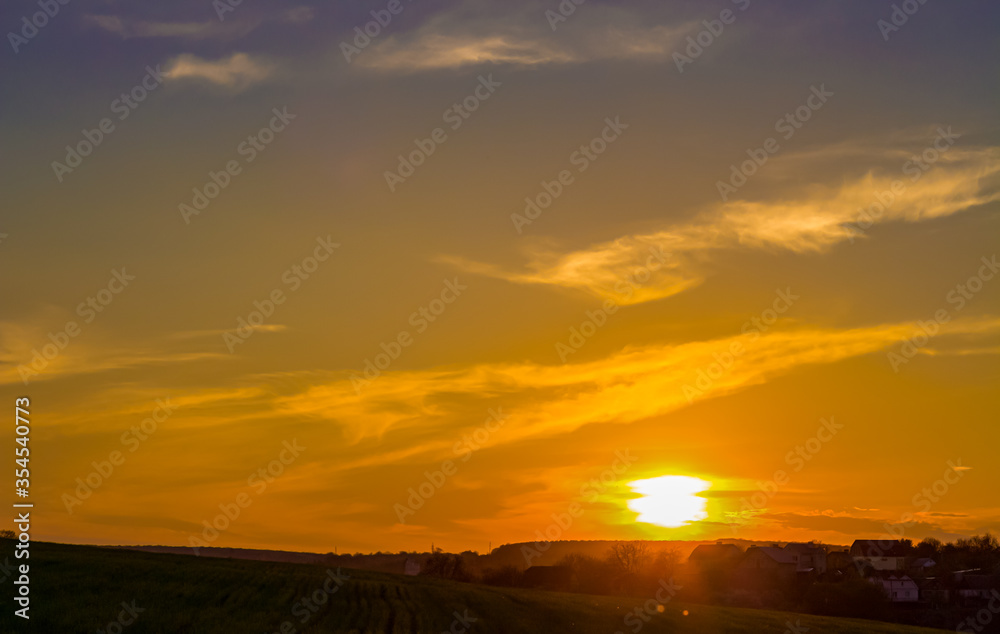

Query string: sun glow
627 475 710 527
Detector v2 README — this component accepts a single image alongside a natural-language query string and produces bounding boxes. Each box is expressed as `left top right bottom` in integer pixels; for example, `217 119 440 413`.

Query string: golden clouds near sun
627 475 710 527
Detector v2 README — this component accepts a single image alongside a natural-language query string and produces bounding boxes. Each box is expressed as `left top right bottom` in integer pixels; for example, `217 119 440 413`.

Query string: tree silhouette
608 541 649 576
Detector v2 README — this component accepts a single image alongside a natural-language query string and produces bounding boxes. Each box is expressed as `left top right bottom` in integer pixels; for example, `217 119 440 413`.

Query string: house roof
958 575 999 590
783 542 824 554
749 547 798 565
850 539 908 558
872 575 918 590
689 544 742 561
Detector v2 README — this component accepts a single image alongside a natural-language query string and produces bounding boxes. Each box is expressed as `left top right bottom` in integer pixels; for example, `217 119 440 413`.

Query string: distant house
955 574 1000 603
739 547 798 578
682 543 743 599
688 543 743 568
870 574 919 602
826 550 853 573
523 565 573 591
783 543 827 573
851 539 908 571
909 557 936 571
916 577 949 605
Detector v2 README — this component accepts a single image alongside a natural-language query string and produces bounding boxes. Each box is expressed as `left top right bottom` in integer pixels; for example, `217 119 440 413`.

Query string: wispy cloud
444 145 1000 305
271 317 1000 466
82 15 256 41
0 345 226 387
760 510 946 537
82 6 313 41
355 5 694 72
170 325 287 340
163 53 276 90
0 316 229 386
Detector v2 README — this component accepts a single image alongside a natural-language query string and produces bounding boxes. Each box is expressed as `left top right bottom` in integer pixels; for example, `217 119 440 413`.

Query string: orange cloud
273 317 1000 470
443 146 1000 305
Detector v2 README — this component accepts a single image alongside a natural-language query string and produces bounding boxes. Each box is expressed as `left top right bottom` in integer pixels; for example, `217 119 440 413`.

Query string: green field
1 541 946 633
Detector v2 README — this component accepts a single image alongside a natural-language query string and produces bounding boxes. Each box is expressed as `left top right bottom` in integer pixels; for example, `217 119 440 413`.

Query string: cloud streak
82 7 313 41
163 53 276 90
354 5 694 72
445 145 1000 305
83 15 257 41
0 317 230 387
272 317 1000 468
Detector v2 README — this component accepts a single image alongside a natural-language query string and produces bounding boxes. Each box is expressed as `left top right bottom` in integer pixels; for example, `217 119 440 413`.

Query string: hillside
1 541 948 633
118 538 845 575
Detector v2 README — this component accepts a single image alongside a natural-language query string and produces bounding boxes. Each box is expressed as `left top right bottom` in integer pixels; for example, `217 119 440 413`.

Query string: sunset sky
2 0 998 555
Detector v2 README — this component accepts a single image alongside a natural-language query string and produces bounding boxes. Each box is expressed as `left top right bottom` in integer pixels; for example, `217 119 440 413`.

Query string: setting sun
4 1 999 630
627 476 711 528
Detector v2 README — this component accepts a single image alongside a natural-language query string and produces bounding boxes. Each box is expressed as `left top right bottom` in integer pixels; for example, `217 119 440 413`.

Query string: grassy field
0 541 947 633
